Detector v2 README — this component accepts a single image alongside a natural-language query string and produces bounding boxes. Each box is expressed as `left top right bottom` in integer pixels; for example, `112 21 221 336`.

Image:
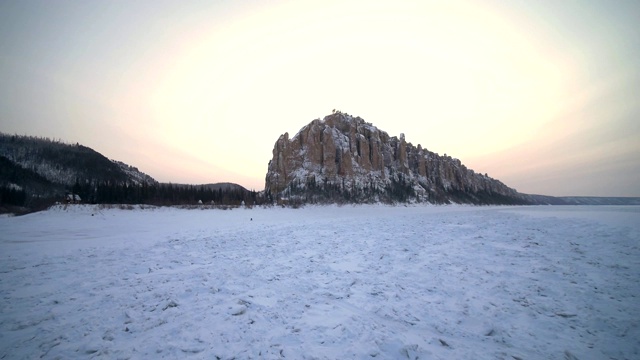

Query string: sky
1 0 638 196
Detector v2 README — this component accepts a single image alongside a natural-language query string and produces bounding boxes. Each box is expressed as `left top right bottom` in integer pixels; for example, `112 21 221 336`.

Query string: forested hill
0 133 257 213
0 133 154 186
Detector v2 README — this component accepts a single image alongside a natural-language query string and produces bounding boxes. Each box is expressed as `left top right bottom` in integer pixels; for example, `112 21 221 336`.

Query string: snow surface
1 205 639 359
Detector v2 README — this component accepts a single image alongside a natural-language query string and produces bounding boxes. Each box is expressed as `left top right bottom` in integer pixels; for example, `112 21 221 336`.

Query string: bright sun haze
1 0 638 196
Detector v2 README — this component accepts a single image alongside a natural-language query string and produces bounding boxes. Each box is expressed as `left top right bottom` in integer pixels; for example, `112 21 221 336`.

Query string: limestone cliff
265 112 529 204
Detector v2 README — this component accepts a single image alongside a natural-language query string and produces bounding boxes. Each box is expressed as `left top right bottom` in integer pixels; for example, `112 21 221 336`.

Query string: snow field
0 205 639 359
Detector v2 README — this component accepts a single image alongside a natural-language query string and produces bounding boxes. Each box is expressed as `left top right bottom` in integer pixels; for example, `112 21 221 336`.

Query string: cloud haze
1 0 638 196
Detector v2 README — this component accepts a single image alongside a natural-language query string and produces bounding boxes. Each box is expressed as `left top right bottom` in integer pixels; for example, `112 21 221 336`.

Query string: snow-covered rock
265 112 528 204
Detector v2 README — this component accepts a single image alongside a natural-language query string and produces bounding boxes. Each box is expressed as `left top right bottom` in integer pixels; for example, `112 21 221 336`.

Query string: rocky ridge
265 112 529 204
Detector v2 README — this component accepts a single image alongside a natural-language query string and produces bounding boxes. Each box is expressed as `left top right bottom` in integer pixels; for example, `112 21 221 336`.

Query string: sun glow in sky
1 0 639 196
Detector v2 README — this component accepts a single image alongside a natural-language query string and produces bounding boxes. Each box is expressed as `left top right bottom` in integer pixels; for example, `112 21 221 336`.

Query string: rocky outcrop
265 112 530 204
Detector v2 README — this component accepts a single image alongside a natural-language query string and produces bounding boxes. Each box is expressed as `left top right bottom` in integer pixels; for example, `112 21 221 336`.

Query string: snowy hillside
111 160 156 185
1 205 638 359
0 133 155 188
0 133 161 211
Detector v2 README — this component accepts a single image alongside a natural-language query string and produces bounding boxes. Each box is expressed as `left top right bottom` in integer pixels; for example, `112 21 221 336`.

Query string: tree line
73 181 260 206
0 180 262 212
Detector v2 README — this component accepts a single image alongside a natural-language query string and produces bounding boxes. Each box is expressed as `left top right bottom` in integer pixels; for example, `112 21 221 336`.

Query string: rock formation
265 111 530 204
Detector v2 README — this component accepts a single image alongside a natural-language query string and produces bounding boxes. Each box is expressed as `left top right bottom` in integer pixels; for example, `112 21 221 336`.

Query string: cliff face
265 112 529 204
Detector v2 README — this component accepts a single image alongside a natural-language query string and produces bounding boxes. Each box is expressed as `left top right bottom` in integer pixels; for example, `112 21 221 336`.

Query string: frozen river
1 204 638 359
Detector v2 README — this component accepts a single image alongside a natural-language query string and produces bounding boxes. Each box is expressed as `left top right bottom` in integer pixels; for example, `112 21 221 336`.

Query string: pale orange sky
1 0 638 196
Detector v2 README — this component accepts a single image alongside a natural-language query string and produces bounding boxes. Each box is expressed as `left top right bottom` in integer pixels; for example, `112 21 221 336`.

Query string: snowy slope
1 205 638 359
111 161 157 186
0 133 156 192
